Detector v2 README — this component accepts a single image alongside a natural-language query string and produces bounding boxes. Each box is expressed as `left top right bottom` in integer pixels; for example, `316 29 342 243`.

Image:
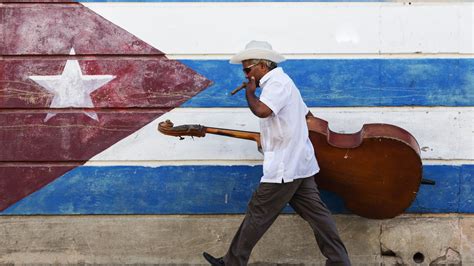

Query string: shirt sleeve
302 99 309 115
259 81 291 115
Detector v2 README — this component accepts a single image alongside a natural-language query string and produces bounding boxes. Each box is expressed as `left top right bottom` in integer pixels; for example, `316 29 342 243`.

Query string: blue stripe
180 59 473 107
2 164 472 215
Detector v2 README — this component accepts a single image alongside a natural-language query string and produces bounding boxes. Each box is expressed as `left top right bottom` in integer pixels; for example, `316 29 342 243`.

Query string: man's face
242 60 266 85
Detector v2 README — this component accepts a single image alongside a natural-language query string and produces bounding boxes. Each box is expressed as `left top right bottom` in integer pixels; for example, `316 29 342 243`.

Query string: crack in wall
380 222 404 264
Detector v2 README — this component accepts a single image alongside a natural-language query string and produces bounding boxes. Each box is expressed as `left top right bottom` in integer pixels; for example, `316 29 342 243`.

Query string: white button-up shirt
258 67 319 183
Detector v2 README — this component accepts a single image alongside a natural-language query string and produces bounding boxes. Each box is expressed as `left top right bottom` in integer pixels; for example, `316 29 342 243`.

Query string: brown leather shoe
203 252 225 266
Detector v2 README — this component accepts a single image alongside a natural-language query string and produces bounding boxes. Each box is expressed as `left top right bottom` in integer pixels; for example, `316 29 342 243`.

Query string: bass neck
158 120 260 143
204 126 260 142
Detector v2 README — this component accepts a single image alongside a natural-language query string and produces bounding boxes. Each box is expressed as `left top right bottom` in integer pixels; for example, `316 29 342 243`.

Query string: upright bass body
307 116 422 219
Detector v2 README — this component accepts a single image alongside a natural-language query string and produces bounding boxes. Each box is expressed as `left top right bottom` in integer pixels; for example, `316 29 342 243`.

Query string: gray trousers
223 176 351 266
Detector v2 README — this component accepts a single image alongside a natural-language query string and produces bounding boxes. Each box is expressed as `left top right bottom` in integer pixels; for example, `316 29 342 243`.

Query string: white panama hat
229 40 286 64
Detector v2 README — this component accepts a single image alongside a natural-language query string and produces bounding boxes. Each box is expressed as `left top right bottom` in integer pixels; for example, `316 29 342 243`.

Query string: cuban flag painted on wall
0 2 211 212
1 1 473 215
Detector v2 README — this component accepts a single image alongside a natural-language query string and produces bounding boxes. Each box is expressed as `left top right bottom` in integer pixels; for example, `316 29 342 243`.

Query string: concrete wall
1 214 472 265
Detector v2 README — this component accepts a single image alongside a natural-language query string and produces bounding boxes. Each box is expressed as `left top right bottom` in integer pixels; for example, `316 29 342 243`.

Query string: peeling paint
431 247 461 265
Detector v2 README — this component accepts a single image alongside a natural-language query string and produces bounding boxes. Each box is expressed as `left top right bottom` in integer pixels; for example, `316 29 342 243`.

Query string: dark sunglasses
243 62 259 74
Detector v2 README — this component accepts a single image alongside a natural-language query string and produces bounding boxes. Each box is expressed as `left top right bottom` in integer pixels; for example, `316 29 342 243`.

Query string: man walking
203 40 351 266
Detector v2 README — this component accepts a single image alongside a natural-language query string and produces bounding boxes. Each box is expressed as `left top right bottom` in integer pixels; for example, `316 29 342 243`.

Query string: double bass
158 115 434 219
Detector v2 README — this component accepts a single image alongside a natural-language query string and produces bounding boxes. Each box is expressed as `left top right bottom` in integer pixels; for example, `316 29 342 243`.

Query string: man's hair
248 59 278 71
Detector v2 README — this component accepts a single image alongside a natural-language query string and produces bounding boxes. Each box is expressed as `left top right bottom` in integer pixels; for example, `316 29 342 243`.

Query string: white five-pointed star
29 48 115 122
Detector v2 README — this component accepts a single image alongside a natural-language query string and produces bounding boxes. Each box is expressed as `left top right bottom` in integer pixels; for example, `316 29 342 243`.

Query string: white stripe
86 107 474 166
165 53 474 60
83 160 473 167
83 2 473 56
